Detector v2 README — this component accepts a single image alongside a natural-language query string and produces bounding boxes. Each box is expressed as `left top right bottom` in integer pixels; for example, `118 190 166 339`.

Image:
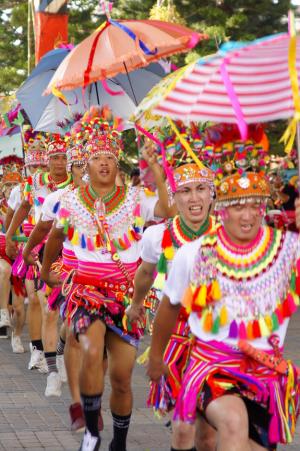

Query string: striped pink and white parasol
135 33 300 136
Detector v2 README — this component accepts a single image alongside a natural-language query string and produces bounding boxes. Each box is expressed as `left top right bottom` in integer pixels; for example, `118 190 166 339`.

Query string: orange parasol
45 19 206 94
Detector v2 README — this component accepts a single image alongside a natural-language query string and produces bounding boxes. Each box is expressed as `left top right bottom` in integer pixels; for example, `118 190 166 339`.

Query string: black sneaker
79 429 101 451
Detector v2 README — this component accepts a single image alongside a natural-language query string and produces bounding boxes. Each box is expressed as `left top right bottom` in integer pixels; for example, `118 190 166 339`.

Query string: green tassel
290 271 296 292
157 253 167 274
271 312 279 331
212 316 220 334
63 221 69 235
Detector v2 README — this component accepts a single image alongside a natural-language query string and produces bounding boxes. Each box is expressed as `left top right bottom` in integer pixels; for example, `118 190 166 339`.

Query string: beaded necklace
183 226 300 340
41 172 72 192
77 184 126 215
154 215 213 290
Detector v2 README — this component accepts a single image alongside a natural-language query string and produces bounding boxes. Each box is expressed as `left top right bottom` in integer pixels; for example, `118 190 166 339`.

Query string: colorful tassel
203 310 213 332
211 279 221 301
271 312 279 331
67 226 74 241
194 285 207 307
258 316 269 337
219 305 228 326
87 236 94 251
181 286 193 313
52 201 60 214
228 320 238 338
157 253 167 274
123 233 131 249
246 321 254 339
275 307 283 325
252 319 261 338
164 246 175 260
286 293 297 315
238 321 247 339
212 316 220 334
81 234 86 249
264 314 273 332
71 229 79 246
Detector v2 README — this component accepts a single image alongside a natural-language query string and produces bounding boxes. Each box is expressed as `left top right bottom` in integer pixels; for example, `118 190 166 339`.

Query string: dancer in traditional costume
41 107 172 451
127 161 217 451
0 157 24 343
6 132 47 354
6 134 70 378
148 145 300 451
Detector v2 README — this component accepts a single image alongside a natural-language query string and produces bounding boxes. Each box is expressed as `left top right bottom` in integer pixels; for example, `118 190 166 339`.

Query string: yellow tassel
153 272 165 291
164 246 174 260
136 346 150 365
122 314 128 332
194 285 207 307
291 290 300 306
264 314 273 331
211 279 221 301
259 316 270 337
219 305 228 326
181 285 194 313
135 217 144 227
71 229 79 246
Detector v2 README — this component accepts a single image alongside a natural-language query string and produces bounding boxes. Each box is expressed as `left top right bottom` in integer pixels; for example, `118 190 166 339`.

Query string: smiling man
148 167 300 451
127 163 217 451
40 107 172 451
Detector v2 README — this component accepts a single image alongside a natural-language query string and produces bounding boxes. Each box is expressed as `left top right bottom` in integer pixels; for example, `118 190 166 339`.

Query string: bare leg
39 291 59 353
171 421 195 449
25 279 42 341
79 319 106 395
195 414 217 451
205 395 252 451
0 259 12 322
106 330 136 416
11 291 25 337
65 326 82 403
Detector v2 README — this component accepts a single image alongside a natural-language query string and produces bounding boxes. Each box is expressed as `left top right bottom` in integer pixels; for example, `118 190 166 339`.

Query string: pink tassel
238 321 247 339
123 233 131 249
87 236 94 251
59 208 71 218
133 203 141 217
228 320 238 338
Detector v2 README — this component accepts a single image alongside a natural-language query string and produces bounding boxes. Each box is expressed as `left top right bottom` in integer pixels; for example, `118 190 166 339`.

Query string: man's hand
5 237 18 259
295 198 300 230
126 303 145 323
22 247 38 266
147 356 169 383
41 270 62 288
142 140 158 168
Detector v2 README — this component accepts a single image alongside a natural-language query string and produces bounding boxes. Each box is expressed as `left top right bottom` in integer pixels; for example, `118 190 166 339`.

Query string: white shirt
7 185 22 211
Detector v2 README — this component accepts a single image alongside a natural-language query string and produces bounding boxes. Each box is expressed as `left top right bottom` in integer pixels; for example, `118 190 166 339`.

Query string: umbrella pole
95 82 100 105
123 62 138 106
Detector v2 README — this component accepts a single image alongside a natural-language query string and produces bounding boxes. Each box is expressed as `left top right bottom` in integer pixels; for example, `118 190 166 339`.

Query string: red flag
34 0 68 63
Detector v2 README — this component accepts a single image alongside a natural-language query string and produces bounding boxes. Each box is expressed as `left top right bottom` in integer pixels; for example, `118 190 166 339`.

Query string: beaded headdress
81 106 124 163
174 163 214 190
23 128 47 167
0 156 24 186
199 124 271 209
45 133 68 160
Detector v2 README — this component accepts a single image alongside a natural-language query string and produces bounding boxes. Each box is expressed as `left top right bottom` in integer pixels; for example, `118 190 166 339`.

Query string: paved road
0 312 299 450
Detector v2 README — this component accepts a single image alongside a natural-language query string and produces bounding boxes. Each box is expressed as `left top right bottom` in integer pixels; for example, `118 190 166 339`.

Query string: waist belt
73 273 129 293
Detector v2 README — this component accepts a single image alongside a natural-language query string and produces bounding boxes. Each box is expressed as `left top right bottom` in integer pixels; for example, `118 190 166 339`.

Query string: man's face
222 201 264 245
87 153 118 187
71 164 85 185
48 154 67 178
174 181 212 227
2 182 17 199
